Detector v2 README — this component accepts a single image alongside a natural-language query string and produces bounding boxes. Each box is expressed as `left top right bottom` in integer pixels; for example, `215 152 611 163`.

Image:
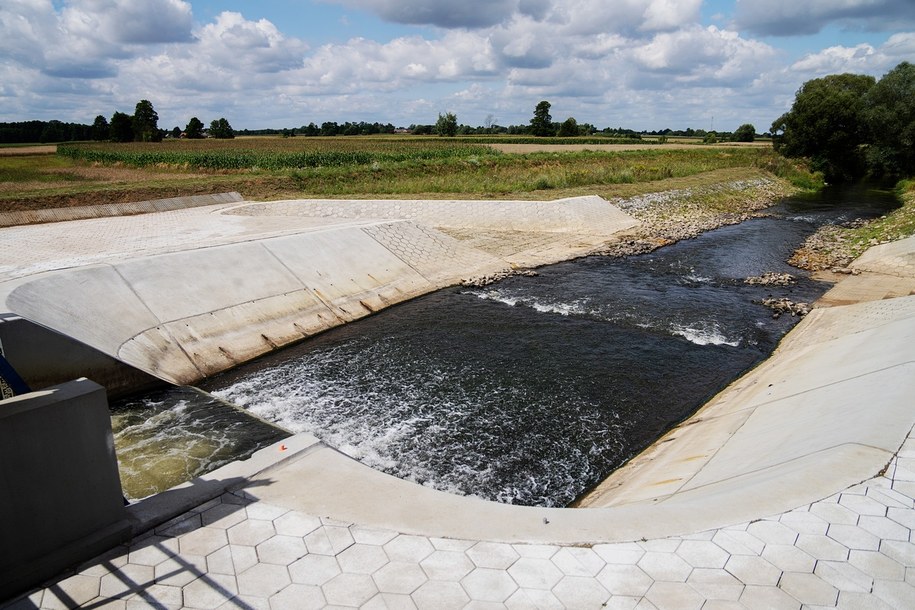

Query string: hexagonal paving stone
322 572 378 606
551 575 610 608
466 541 520 570
595 564 654 597
179 527 230 557
360 592 417 610
880 540 915 567
686 567 744 601
132 583 184 609
551 547 605 577
99 564 154 598
512 543 560 560
373 561 428 594
724 555 781 586
384 535 435 563
504 588 564 609
420 550 475 581
244 502 288 521
676 540 730 569
41 574 100 609
848 549 906 580
268 584 325 610
778 572 838 606
761 544 816 573
200 503 248 530
645 580 704 610
638 551 693 582
237 563 291 598
154 554 208 587
227 520 276 548
796 534 850 562
351 526 399 546
746 520 798 546
288 554 341 586
304 526 354 556
336 543 390 574
273 512 322 538
507 557 563 590
778 510 829 536
256 535 308 565
858 515 910 541
840 493 889 517
128 536 179 567
182 573 239 609
411 580 469 610
460 567 518 603
592 543 645 565
739 584 802 610
827 524 881 551
813 560 873 593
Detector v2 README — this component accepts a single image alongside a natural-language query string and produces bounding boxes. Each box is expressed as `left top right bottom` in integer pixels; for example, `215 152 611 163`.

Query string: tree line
90 100 235 142
2 97 758 144
772 61 914 182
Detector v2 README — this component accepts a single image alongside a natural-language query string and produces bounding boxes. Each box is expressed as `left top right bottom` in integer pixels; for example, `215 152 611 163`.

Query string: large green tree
530 100 554 137
185 117 204 139
435 112 458 137
109 111 133 142
863 61 915 177
133 99 161 142
209 117 234 139
558 117 579 137
770 73 875 182
733 123 756 142
91 115 109 141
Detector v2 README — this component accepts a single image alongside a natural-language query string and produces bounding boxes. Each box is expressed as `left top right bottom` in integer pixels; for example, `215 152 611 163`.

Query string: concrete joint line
361 222 438 284
256 241 346 325
662 360 915 498
657 441 894 507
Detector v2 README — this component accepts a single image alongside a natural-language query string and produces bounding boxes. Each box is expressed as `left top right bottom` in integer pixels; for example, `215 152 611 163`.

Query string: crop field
1 136 812 211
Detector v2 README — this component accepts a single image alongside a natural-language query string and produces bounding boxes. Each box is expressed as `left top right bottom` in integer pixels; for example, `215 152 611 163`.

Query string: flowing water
111 185 899 504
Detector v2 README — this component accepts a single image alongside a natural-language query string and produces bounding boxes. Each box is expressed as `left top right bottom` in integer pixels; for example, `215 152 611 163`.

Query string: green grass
1 136 805 211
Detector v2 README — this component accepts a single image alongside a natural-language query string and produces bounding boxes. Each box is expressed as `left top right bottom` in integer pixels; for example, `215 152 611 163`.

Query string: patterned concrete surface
6 425 915 609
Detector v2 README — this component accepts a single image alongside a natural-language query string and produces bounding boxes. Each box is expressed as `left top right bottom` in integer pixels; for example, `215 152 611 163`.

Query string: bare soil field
0 145 56 156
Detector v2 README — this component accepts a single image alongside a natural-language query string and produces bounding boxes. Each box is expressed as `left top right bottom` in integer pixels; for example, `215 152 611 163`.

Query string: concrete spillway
0 194 638 387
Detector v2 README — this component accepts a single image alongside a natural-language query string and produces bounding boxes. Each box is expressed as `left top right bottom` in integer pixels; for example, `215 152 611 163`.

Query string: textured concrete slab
0 196 636 385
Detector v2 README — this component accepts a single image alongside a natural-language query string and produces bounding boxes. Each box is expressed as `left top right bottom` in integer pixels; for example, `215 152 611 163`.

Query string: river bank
590 177 796 257
791 180 915 271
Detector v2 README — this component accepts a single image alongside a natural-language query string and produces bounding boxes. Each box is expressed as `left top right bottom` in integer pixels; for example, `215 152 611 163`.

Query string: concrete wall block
7 265 161 356
0 379 131 599
157 291 340 378
116 242 305 323
118 327 204 386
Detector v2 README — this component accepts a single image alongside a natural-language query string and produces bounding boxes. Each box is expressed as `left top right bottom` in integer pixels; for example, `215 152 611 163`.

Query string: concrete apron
4 197 914 545
0 196 637 389
130 234 915 546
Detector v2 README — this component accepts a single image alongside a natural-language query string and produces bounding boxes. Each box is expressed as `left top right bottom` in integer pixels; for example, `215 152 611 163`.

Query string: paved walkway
6 424 915 609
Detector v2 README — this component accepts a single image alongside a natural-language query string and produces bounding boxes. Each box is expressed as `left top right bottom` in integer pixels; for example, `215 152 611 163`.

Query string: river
111 184 899 504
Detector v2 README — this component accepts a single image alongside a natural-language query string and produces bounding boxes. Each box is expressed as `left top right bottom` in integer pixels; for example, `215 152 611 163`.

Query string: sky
1 0 914 132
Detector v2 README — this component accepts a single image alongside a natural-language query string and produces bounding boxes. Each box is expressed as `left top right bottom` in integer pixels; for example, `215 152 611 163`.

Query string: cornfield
57 138 497 171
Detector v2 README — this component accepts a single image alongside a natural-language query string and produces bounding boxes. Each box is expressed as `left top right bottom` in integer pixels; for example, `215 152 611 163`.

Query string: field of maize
57 137 499 171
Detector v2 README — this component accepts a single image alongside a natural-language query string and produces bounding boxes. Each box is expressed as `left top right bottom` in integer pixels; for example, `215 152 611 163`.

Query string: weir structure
3 193 915 608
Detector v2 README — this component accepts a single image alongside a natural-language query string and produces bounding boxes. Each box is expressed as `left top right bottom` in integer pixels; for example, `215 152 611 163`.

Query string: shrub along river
110 185 899 504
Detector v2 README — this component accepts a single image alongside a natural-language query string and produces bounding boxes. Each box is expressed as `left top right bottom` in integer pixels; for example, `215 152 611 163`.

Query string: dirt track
0 145 56 155
489 142 770 153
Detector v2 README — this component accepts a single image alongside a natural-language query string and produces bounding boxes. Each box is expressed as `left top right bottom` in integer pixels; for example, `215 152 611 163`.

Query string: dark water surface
113 185 899 503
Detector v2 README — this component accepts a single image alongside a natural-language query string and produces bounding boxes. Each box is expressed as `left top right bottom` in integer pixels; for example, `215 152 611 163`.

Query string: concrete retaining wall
0 379 131 599
3 220 506 385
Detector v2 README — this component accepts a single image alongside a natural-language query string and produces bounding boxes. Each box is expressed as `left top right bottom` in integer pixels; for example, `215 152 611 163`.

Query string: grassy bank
1 137 817 211
791 180 915 270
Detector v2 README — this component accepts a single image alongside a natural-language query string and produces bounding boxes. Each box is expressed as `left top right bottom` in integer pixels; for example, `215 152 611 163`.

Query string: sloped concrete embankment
2 220 506 385
230 241 915 544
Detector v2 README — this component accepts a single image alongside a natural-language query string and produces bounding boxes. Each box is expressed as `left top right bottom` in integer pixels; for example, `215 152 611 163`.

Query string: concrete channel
3 193 915 608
